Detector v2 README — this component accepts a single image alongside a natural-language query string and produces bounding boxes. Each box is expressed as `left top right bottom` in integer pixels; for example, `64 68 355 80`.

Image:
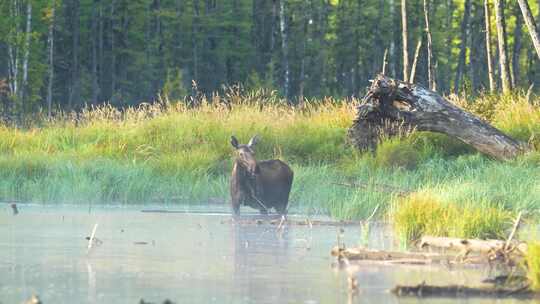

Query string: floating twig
505 211 523 251
87 223 99 253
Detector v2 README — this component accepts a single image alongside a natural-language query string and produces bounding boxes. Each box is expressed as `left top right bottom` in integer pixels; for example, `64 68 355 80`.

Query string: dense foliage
0 0 539 119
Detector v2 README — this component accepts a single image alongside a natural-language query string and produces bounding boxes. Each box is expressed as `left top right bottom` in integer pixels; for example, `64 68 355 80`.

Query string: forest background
0 0 539 118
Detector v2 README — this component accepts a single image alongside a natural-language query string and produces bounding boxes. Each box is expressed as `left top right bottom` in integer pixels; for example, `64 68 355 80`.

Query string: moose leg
275 203 288 216
259 208 268 215
232 203 240 216
231 194 241 216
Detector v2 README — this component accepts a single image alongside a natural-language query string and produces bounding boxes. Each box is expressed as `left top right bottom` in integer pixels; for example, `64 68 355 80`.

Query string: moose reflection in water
230 135 294 216
231 221 291 302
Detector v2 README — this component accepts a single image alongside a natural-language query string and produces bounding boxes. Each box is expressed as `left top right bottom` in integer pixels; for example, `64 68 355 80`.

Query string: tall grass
526 242 540 291
391 192 513 241
0 91 538 222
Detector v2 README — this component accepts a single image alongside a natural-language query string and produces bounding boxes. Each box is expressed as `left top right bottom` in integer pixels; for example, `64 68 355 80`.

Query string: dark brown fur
230 136 293 215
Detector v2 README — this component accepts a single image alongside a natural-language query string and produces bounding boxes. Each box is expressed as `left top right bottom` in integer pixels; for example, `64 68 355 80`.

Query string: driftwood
392 283 534 298
418 236 527 266
419 236 526 254
331 246 489 265
348 75 527 160
222 218 360 227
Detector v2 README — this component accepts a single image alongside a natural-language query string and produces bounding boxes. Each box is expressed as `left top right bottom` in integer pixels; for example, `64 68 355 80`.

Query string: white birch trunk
401 0 409 82
424 0 436 90
21 1 32 104
47 3 56 117
494 0 512 93
279 0 290 99
484 0 496 92
517 0 540 60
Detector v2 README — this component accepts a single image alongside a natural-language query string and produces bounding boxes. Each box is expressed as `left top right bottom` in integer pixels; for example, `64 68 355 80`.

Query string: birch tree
494 0 512 93
46 0 56 117
424 0 436 90
484 0 496 92
401 0 409 82
454 0 471 93
279 0 290 99
517 0 540 59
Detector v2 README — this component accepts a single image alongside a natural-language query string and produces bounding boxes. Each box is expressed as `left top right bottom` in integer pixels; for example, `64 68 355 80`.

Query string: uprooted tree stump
348 75 528 160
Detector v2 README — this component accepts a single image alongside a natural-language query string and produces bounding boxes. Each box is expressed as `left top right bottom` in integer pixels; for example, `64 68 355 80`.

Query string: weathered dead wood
392 283 534 298
222 218 360 227
419 236 528 256
347 75 527 160
331 246 488 265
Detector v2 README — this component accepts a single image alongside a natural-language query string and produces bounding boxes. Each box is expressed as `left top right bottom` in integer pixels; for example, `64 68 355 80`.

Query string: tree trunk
512 3 523 88
347 75 526 160
298 1 309 104
279 0 290 99
469 1 484 91
47 2 56 118
454 0 471 94
110 0 116 102
401 0 409 82
192 0 200 83
423 0 436 90
517 0 540 60
69 0 80 110
8 0 20 101
484 0 496 92
389 0 396 77
98 1 104 100
494 0 512 93
373 0 385 77
382 49 389 74
91 0 100 106
21 1 32 112
442 0 455 92
409 40 422 83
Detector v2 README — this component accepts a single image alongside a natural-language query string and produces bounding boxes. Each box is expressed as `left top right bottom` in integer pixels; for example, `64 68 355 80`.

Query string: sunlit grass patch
391 192 513 242
525 242 540 291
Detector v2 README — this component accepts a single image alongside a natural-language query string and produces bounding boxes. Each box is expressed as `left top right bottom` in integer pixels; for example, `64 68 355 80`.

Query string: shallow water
0 204 530 304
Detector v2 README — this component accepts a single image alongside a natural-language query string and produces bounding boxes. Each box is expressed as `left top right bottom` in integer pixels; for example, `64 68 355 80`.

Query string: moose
230 135 294 216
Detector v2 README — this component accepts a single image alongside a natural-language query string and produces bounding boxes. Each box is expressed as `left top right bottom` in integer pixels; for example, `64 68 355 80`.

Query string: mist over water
0 205 530 304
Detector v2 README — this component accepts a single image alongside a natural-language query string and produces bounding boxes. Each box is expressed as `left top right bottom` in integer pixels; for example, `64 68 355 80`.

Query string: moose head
230 135 260 176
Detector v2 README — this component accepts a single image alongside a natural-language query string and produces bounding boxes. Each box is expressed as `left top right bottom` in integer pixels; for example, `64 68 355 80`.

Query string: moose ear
230 136 239 149
247 135 259 148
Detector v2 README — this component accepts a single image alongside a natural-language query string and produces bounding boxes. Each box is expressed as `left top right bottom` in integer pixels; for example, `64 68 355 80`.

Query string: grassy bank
0 92 538 226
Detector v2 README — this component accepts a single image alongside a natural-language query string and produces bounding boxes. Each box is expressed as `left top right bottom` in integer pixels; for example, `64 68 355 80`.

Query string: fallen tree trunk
331 246 489 265
348 75 527 160
392 283 533 298
419 236 528 255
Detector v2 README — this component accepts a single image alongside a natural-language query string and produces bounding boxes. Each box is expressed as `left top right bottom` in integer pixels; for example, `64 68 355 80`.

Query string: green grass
0 92 538 231
526 242 540 291
390 192 514 241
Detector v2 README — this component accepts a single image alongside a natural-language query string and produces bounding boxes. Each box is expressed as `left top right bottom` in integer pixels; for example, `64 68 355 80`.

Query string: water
0 204 530 304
